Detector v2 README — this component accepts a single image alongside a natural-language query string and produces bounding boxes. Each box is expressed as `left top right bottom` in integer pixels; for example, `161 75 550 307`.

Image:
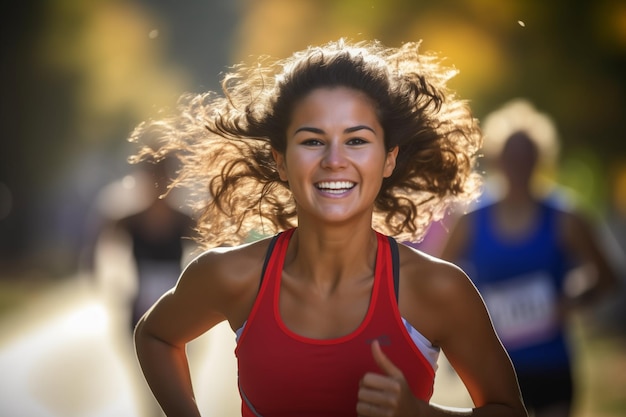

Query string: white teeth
316 181 355 192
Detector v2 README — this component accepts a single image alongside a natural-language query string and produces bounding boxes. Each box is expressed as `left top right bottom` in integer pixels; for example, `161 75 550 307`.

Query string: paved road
0 278 471 417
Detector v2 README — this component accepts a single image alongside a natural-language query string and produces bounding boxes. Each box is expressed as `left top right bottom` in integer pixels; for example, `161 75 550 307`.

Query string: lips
315 181 356 194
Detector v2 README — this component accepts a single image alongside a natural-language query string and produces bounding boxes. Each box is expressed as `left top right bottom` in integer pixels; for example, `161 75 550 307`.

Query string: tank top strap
386 235 400 301
236 228 294 347
257 230 286 290
372 231 398 317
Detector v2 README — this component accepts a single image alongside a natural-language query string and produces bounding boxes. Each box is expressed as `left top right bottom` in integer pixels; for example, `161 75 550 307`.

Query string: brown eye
301 138 324 146
347 137 368 145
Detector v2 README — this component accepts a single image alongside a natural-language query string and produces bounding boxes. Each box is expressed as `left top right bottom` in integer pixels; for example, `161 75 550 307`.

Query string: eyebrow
294 125 376 135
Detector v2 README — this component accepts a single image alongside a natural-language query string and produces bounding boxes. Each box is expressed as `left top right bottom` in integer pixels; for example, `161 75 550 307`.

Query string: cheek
285 150 317 173
358 152 390 177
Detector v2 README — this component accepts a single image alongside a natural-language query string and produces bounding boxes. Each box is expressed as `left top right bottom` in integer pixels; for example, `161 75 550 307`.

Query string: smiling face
272 87 398 226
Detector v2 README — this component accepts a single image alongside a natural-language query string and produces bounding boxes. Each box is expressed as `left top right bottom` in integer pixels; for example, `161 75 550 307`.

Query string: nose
321 142 348 170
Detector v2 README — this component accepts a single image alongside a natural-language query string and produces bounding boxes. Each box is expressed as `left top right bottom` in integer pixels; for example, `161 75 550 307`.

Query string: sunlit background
1 1 625 416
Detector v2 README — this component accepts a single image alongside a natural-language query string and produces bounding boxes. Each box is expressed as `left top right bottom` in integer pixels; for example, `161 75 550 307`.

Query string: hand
356 340 424 416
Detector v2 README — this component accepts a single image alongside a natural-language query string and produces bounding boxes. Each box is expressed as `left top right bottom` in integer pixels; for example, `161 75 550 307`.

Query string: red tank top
235 228 435 416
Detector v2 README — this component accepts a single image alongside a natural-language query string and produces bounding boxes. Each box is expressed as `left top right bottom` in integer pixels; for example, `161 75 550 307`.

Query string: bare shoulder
397 243 486 346
184 237 271 292
551 204 599 252
398 243 474 297
135 236 275 346
176 236 275 327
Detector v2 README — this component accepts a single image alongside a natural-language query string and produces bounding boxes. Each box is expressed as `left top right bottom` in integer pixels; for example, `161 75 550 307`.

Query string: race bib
481 272 560 350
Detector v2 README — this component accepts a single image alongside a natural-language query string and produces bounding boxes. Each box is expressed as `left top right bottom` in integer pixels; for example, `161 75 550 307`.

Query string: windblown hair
129 39 482 249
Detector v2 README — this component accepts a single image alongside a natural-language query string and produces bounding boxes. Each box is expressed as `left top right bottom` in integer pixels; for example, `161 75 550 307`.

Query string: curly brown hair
129 39 482 249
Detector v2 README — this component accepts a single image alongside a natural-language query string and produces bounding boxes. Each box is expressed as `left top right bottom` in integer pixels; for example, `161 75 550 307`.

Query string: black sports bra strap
258 232 281 290
387 236 400 301
237 232 279 417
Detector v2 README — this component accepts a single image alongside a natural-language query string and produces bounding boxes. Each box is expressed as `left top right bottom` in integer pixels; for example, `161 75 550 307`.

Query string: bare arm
421 212 526 416
427 264 526 416
357 252 527 417
398 259 527 416
134 252 226 417
134 242 266 416
560 210 620 305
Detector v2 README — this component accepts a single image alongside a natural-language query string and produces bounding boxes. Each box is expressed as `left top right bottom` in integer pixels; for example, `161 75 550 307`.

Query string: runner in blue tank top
442 100 618 417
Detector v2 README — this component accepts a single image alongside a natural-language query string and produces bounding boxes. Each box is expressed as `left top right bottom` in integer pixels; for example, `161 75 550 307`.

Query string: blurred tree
0 0 236 275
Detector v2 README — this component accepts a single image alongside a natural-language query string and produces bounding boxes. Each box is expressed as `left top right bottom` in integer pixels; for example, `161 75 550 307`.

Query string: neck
286 221 378 289
502 181 534 205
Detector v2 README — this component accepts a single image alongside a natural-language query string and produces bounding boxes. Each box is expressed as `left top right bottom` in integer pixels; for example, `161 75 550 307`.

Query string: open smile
315 181 356 194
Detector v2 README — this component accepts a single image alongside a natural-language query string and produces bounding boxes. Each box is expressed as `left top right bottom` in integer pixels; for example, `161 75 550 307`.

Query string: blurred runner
441 99 619 417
